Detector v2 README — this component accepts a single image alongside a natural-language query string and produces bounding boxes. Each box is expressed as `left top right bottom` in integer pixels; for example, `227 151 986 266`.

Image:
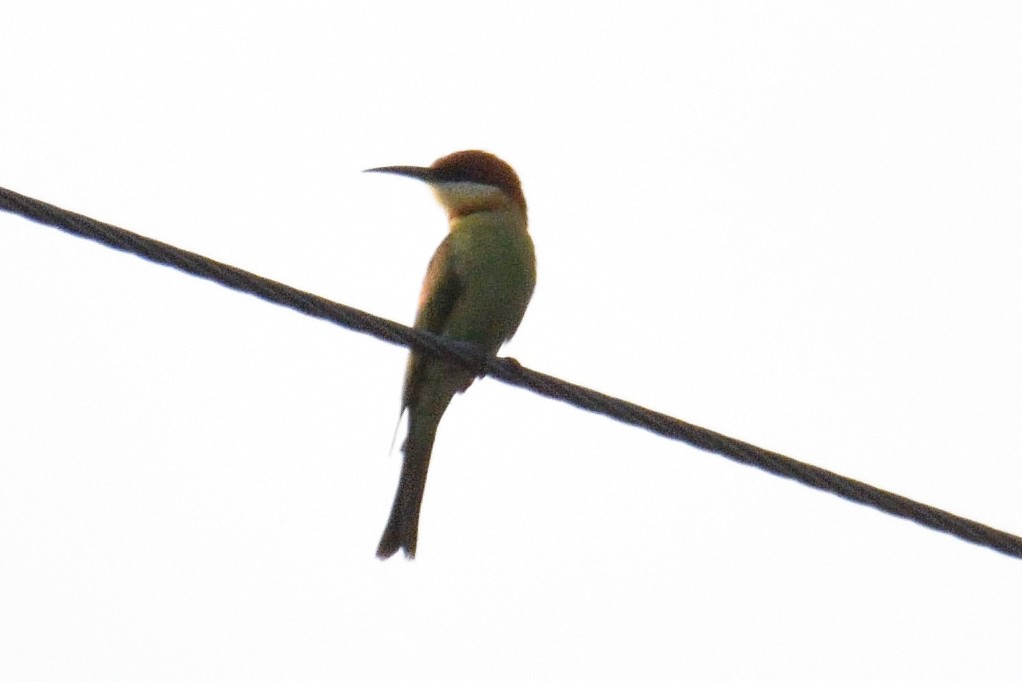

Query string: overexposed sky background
2 2 1021 679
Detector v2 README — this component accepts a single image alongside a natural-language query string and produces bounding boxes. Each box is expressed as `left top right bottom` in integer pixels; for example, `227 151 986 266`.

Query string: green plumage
370 151 536 559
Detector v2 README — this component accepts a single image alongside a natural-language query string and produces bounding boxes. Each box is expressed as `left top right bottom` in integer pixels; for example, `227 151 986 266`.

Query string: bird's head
366 150 526 219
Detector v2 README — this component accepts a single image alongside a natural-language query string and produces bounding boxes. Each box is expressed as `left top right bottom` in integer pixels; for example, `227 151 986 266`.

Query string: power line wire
3 184 1020 561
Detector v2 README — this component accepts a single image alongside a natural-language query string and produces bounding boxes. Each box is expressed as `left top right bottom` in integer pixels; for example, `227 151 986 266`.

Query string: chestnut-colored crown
429 150 526 210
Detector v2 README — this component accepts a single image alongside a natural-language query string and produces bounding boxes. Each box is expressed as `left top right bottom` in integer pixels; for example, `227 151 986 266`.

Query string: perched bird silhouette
366 150 536 559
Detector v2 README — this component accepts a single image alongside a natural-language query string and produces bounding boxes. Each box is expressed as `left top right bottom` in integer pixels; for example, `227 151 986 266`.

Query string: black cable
3 184 1020 560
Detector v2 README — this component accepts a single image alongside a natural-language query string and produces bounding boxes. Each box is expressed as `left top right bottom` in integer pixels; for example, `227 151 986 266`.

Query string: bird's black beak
363 165 437 182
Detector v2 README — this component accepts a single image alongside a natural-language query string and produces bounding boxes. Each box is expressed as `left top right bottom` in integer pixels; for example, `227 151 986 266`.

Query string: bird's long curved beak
363 165 437 182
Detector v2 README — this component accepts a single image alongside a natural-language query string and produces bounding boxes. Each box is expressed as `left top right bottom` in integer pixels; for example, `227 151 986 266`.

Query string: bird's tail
376 411 442 560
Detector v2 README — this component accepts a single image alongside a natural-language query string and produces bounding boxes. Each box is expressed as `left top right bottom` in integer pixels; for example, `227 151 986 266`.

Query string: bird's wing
402 235 463 410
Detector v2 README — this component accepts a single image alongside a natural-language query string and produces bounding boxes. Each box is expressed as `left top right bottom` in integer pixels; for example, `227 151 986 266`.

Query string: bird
366 150 536 559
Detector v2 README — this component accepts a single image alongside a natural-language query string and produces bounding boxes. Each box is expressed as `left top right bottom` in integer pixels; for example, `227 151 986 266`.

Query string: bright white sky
2 2 1021 679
